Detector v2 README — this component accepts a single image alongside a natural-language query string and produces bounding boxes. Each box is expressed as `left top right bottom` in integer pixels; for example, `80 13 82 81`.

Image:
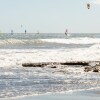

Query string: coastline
2 88 100 100
0 33 100 99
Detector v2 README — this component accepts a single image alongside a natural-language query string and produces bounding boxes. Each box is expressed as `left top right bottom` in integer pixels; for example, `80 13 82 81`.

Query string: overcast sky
0 0 100 33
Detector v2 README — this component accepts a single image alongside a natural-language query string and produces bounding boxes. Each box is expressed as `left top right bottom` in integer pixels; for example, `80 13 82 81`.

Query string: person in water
11 30 13 34
87 3 90 9
25 30 27 34
65 29 68 35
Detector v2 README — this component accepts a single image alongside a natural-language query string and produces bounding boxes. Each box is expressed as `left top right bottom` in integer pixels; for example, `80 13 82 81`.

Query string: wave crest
0 39 45 45
89 44 100 49
0 38 100 45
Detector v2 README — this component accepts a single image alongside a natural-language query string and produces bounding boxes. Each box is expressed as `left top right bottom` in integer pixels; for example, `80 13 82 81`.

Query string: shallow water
0 33 100 49
0 65 100 99
0 33 100 99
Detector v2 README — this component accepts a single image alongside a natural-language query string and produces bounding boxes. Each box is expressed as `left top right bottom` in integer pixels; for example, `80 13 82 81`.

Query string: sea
0 33 100 99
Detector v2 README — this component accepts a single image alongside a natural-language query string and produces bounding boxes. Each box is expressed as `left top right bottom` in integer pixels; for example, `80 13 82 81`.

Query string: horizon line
0 32 100 34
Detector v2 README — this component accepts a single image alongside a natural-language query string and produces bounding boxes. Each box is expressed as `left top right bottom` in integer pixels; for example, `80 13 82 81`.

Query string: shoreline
1 88 100 100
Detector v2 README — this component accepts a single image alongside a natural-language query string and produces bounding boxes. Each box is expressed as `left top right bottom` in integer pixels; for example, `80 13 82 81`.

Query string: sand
7 89 100 100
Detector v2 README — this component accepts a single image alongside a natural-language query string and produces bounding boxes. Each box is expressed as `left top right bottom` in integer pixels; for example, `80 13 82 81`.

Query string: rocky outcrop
93 68 99 72
22 61 100 73
84 66 92 72
84 64 100 73
22 61 90 67
22 63 48 67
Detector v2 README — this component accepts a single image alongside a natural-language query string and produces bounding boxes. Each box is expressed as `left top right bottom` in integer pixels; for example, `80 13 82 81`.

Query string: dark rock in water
93 68 99 72
22 61 90 68
84 63 100 72
22 61 100 70
22 62 60 67
51 66 57 68
61 61 89 66
84 66 92 72
22 63 47 67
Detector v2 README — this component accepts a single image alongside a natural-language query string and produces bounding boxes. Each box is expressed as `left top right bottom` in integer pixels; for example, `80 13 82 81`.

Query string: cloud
91 0 100 5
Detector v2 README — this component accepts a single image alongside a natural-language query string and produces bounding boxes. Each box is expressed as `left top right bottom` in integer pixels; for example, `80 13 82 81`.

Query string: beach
1 0 100 99
0 33 100 100
8 89 100 100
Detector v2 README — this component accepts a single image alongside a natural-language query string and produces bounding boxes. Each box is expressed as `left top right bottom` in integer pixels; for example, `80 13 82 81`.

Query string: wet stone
84 66 92 72
93 68 99 72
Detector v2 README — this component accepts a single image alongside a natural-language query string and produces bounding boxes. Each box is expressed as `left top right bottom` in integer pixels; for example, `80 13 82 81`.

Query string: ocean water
0 33 100 99
0 33 100 49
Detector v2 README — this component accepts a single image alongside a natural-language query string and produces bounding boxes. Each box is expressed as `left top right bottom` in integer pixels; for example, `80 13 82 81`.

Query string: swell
0 39 45 45
0 38 100 45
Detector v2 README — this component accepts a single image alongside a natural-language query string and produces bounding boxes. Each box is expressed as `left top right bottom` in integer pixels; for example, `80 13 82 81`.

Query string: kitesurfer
65 29 68 36
87 3 90 9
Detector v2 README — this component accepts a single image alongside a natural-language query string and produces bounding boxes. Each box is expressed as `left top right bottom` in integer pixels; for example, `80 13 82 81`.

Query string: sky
0 0 100 33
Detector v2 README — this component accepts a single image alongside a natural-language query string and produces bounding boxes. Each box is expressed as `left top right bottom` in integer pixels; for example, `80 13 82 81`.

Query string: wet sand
10 89 100 100
14 94 100 100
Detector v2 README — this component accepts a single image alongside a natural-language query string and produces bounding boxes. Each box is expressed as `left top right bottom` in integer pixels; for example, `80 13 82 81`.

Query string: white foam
0 38 100 45
89 44 100 49
0 43 100 68
0 36 100 68
41 38 100 44
0 39 44 45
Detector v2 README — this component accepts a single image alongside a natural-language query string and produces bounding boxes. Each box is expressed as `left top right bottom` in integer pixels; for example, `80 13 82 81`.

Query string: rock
51 66 57 68
22 61 90 67
84 66 92 72
61 61 89 66
93 68 99 72
22 63 47 67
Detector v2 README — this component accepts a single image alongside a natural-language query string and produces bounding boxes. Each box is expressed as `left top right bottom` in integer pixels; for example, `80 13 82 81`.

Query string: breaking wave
0 38 100 45
89 44 100 49
0 39 45 45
